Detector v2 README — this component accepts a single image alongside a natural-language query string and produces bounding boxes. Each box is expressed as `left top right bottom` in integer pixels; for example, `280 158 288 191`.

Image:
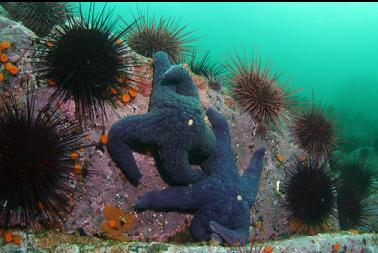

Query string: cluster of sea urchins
0 88 89 229
32 4 137 123
126 11 196 63
1 2 71 37
292 103 335 160
283 157 337 234
228 53 300 127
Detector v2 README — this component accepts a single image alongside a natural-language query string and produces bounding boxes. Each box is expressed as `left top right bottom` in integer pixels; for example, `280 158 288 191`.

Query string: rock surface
0 15 35 93
0 231 377 253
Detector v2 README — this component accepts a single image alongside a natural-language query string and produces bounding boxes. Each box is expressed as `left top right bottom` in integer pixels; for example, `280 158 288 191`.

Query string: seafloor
0 5 377 253
0 231 376 253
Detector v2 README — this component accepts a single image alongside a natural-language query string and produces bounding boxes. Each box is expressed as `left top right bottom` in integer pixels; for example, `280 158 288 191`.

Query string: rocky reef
0 5 377 253
1 231 377 253
0 11 336 241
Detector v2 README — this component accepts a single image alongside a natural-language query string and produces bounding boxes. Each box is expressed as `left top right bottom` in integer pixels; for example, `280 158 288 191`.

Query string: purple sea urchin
0 85 90 229
32 3 137 123
227 52 300 127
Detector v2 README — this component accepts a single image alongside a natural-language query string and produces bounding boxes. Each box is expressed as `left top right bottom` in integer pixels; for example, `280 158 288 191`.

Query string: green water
81 2 378 150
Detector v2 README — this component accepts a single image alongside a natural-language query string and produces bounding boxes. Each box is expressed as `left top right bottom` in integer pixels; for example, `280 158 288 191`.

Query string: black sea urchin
337 191 375 231
284 157 337 234
188 50 224 79
32 4 137 122
332 154 377 230
126 11 196 63
0 87 89 229
292 103 335 160
227 52 300 127
187 50 226 91
3 2 71 37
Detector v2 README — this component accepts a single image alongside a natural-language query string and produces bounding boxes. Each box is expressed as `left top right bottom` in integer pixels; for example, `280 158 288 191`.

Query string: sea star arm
205 107 231 145
107 112 161 186
135 184 204 211
202 107 238 176
153 51 198 98
209 220 249 245
152 51 171 92
160 65 199 97
158 147 207 185
242 147 266 206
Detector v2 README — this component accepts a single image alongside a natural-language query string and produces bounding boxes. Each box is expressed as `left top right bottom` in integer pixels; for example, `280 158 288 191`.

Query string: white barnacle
188 119 194 126
276 180 281 193
237 195 243 201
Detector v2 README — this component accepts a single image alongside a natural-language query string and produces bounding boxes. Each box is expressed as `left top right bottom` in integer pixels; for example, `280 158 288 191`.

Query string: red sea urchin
292 102 335 160
126 10 196 63
227 52 300 127
32 3 138 123
283 157 337 234
0 85 91 229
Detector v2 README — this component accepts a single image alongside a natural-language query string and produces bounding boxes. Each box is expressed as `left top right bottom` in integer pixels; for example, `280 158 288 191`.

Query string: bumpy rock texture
0 15 35 93
1 231 377 253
